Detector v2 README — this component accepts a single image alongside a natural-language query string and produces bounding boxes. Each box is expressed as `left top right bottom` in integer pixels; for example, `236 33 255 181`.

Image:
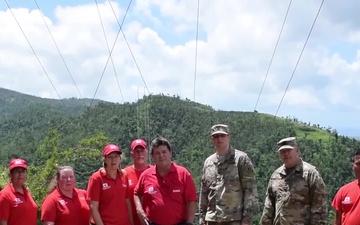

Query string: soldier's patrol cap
211 124 229 136
277 137 297 151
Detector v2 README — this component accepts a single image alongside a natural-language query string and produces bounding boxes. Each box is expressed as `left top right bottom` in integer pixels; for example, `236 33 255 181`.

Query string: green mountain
0 88 358 224
0 87 104 117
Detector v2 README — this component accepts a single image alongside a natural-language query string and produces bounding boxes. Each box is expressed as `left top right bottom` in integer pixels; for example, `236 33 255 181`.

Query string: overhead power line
33 0 86 105
274 0 325 117
193 0 200 102
107 0 150 96
3 0 69 113
90 0 133 107
94 0 125 103
254 0 293 111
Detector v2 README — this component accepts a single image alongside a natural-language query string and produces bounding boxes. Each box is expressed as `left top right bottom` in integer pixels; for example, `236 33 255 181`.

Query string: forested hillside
0 87 104 117
0 90 359 224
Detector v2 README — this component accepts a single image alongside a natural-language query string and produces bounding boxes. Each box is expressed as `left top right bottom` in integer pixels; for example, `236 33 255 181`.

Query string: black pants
91 221 187 225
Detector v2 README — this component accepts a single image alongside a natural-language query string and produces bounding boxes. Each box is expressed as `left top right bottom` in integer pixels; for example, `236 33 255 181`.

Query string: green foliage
0 90 359 225
28 130 61 205
0 167 7 189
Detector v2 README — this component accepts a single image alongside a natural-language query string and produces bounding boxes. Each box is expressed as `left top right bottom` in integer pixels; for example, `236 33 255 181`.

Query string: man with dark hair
260 137 327 225
331 149 360 225
134 137 198 225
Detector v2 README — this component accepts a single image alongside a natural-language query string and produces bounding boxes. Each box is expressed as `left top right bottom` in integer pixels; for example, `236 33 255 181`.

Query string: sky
0 0 360 137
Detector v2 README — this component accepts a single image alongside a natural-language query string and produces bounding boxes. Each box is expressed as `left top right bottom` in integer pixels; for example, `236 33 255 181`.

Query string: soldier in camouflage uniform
259 137 327 225
199 124 259 225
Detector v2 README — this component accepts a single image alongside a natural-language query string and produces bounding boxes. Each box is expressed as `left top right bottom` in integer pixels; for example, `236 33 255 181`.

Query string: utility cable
94 0 125 103
254 0 293 111
90 0 132 106
193 0 200 101
274 0 325 117
4 0 69 113
33 0 86 105
107 0 150 95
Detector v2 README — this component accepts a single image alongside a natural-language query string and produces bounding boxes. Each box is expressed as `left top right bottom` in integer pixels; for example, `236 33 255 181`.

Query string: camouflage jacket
199 147 258 224
259 159 327 225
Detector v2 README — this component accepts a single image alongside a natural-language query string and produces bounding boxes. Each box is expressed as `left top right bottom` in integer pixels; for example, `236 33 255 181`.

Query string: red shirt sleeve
41 194 56 222
332 187 343 212
133 173 144 196
124 174 131 199
87 173 101 202
184 170 198 202
0 193 10 220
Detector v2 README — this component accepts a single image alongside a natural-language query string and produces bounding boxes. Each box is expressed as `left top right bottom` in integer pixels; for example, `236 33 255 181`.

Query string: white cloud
348 31 360 44
1 0 360 135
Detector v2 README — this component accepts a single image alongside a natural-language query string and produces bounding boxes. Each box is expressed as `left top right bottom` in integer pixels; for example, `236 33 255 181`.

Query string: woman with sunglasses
0 158 38 225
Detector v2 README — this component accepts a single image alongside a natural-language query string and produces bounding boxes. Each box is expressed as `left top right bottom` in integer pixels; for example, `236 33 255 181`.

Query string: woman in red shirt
41 166 90 225
0 158 38 225
87 143 133 225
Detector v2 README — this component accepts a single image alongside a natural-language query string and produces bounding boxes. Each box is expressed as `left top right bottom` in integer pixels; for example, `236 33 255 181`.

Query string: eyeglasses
59 175 75 180
212 134 227 138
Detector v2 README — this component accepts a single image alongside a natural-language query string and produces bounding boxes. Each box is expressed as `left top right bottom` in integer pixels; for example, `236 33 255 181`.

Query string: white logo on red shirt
14 198 23 205
59 199 67 205
128 179 133 185
102 183 111 190
148 186 157 194
342 196 351 204
173 189 180 193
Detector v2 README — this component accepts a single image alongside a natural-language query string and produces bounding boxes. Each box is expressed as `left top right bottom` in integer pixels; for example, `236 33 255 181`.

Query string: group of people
198 124 359 225
0 123 359 225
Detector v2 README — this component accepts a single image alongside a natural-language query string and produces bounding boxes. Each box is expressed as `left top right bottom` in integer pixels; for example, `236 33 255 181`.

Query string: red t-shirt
41 188 90 225
134 163 198 225
332 180 360 225
0 183 38 225
87 168 131 225
124 165 152 225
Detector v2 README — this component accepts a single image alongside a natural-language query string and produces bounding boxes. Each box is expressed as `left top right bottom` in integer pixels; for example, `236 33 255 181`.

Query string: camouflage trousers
206 221 241 225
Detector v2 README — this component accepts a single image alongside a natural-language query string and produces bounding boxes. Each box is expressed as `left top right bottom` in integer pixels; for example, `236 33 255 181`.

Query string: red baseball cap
130 139 147 151
9 158 27 170
103 144 122 156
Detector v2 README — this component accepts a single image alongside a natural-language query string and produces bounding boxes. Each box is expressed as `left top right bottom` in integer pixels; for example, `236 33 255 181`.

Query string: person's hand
137 210 150 225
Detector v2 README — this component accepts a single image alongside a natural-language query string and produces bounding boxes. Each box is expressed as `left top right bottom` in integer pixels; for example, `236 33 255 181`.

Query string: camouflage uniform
199 146 259 224
259 159 327 225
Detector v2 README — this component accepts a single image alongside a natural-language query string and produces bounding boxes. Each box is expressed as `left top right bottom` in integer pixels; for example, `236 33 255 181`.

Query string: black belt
149 221 191 225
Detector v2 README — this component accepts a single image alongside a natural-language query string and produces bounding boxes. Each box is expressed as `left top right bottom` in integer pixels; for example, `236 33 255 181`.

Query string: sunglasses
212 134 227 138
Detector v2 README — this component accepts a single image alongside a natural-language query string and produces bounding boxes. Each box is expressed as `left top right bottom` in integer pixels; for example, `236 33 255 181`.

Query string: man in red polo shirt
332 149 360 225
0 158 38 225
134 137 197 225
124 138 152 225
